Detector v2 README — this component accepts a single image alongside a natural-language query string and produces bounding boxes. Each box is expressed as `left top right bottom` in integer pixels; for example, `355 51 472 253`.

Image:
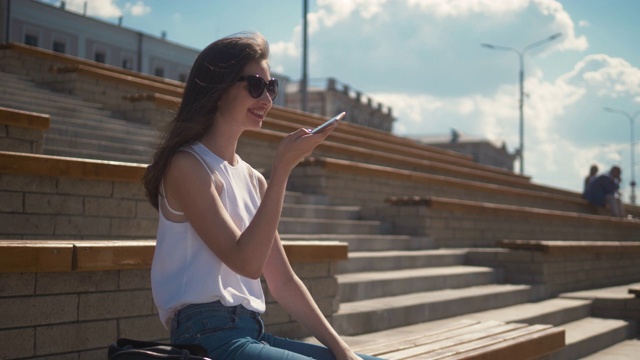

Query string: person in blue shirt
583 165 626 217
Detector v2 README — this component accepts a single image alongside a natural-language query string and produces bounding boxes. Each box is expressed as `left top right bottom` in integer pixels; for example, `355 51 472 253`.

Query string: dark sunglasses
237 75 279 100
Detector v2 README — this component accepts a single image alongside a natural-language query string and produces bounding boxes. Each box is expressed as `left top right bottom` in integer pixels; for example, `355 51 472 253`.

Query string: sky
39 0 640 201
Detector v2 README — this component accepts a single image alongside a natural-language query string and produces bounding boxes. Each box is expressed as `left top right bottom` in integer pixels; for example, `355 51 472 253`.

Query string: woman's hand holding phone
310 112 345 134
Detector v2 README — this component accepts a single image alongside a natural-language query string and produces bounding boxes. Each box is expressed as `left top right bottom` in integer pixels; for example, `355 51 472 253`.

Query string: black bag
108 338 211 359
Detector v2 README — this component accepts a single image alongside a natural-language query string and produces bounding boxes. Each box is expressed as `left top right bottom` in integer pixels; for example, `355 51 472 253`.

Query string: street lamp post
482 33 562 175
603 107 640 205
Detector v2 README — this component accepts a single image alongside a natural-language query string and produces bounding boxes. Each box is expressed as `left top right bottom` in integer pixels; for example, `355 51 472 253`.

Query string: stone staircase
280 191 637 359
0 71 158 163
2 61 638 358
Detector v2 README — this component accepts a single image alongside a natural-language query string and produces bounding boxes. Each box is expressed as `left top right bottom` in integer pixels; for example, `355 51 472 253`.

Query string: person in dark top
583 164 598 190
583 165 626 217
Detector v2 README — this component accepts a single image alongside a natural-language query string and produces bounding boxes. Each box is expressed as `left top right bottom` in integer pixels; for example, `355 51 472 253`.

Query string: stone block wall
0 260 340 359
0 171 156 240
0 107 49 155
0 125 44 154
466 248 640 298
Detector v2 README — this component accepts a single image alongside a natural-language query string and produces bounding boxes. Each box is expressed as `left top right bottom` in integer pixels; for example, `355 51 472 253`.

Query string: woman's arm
163 128 333 279
262 236 362 360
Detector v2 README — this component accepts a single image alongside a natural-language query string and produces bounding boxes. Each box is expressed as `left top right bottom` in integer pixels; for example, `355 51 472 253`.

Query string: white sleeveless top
151 142 266 329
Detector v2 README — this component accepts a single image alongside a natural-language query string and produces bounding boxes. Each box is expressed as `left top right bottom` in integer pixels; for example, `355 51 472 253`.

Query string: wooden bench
352 319 565 360
0 240 348 273
0 150 145 181
0 106 50 130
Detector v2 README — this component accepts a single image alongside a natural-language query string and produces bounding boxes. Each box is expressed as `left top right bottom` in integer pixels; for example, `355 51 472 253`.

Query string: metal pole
518 53 524 175
481 33 562 175
632 117 636 204
301 0 308 112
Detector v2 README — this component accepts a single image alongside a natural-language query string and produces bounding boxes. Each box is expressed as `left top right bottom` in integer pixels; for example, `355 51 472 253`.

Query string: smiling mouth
249 109 266 118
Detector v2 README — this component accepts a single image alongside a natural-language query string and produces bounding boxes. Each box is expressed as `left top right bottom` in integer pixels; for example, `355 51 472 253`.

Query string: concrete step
44 145 151 163
542 317 636 360
47 123 157 148
0 96 155 137
439 297 593 327
278 217 382 235
338 265 500 302
0 88 113 117
332 284 533 335
48 113 158 135
279 234 433 252
283 192 329 206
281 203 361 220
580 338 640 360
0 71 106 109
43 133 153 160
339 249 468 273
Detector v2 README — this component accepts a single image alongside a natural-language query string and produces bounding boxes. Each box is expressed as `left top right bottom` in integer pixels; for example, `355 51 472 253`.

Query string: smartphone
310 112 345 134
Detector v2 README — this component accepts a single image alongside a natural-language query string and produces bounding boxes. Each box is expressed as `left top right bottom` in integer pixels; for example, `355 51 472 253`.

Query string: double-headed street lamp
482 33 563 175
603 107 639 205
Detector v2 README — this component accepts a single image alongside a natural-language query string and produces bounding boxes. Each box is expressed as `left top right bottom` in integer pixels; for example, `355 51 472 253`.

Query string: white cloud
47 0 150 18
372 50 640 193
406 0 529 18
561 54 640 102
124 1 151 16
60 0 122 17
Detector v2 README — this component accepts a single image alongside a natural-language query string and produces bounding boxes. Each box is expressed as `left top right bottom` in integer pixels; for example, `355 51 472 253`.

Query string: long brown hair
143 32 270 209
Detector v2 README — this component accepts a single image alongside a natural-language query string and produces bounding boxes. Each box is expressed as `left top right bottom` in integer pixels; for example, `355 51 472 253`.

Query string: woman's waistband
176 300 260 319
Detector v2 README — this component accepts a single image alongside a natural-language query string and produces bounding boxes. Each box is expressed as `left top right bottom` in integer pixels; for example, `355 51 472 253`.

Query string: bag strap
109 338 208 357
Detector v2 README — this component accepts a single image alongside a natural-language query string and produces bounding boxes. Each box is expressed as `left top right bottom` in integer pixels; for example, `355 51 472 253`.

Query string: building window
94 52 106 63
53 41 66 54
178 73 187 82
24 34 38 47
154 67 165 77
122 58 133 70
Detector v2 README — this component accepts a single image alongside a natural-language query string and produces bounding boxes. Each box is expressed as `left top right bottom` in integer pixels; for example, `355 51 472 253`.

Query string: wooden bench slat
282 241 348 263
0 240 349 272
0 242 73 272
0 106 50 130
362 321 504 357
441 326 565 360
0 151 146 182
384 323 527 359
356 321 564 360
73 240 156 271
353 319 481 355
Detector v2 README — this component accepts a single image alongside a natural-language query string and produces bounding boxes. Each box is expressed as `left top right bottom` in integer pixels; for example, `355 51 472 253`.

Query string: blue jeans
170 301 385 360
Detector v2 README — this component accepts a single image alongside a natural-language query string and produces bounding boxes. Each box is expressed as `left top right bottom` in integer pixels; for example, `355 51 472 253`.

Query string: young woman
143 32 383 360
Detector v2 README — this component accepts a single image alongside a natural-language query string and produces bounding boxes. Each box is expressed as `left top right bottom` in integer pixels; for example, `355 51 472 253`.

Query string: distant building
0 0 289 106
286 78 396 132
411 129 518 172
